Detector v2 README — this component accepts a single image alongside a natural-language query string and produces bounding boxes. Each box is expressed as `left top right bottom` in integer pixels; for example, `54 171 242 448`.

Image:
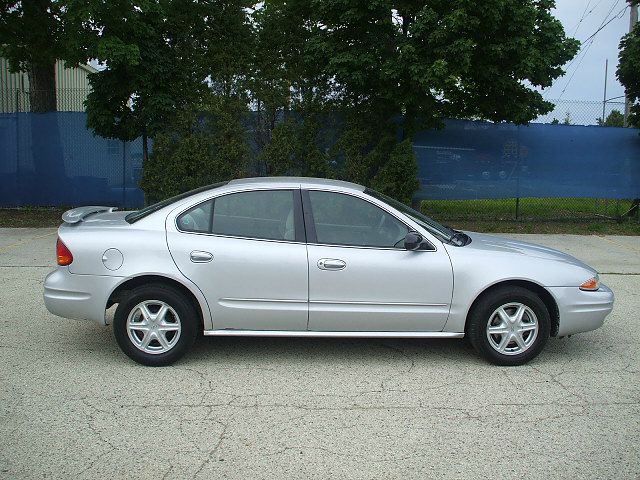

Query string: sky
544 0 634 102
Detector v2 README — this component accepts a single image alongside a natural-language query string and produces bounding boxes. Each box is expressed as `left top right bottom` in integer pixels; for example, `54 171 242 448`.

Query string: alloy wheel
485 302 539 356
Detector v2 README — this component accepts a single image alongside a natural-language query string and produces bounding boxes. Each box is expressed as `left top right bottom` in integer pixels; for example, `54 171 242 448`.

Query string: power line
553 0 628 100
582 4 628 43
544 0 617 99
572 0 594 36
557 39 596 100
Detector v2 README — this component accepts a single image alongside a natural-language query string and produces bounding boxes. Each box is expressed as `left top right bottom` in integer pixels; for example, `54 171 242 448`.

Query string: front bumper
548 282 614 337
43 268 120 325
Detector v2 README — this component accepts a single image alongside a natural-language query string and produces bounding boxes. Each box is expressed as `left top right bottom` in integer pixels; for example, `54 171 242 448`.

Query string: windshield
125 182 229 223
364 189 454 242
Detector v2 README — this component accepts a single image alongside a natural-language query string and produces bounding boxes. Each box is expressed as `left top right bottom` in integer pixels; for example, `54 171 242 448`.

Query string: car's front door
303 190 453 332
167 188 308 331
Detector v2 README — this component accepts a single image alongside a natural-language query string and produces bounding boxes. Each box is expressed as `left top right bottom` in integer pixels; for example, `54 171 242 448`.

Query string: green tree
277 0 579 202
0 0 67 111
0 0 72 203
597 109 625 127
141 95 249 202
371 140 420 205
617 12 640 128
64 0 222 163
309 0 579 134
258 118 299 175
250 1 330 157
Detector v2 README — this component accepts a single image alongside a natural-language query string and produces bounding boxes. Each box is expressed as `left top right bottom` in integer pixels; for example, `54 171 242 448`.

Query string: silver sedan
43 177 614 366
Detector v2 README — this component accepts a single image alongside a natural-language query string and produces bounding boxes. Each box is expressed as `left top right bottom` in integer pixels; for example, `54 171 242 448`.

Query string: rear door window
212 190 296 241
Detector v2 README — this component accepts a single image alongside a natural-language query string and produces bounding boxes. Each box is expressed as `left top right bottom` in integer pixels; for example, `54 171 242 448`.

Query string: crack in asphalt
192 421 229 479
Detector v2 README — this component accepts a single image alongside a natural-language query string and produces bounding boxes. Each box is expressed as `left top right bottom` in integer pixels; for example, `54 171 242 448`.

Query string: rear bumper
548 283 614 337
43 268 120 325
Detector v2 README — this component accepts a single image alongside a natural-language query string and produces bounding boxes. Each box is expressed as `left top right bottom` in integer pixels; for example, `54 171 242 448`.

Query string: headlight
579 276 599 291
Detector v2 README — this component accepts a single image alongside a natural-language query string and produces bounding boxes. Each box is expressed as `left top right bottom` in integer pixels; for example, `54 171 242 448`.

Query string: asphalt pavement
1 228 638 479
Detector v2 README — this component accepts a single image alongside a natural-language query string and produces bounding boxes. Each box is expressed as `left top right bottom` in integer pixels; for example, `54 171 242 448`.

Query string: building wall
0 58 95 113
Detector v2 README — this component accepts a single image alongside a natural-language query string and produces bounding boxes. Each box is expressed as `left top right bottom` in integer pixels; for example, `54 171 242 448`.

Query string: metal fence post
15 100 20 206
122 140 127 208
515 126 521 220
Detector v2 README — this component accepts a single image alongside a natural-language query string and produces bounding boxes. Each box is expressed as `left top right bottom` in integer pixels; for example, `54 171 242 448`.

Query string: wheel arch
106 274 210 330
464 280 560 337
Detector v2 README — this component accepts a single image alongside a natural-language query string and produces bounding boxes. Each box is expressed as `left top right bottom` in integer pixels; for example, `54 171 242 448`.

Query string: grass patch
0 208 67 228
422 197 636 221
449 220 640 235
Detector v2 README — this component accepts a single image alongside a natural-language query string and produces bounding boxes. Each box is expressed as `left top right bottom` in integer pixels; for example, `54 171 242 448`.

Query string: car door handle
317 258 346 270
190 250 213 263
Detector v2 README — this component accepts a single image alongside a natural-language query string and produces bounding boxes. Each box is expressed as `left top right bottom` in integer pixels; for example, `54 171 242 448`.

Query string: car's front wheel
113 284 198 366
467 286 550 366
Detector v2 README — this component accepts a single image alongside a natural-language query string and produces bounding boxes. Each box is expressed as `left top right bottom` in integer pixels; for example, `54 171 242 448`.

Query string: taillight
56 238 73 266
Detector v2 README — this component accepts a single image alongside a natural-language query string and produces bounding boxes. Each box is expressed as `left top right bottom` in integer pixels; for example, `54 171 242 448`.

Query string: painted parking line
594 234 640 254
0 231 56 253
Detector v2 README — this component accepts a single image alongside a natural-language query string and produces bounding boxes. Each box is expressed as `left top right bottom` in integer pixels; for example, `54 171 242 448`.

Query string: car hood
461 232 597 273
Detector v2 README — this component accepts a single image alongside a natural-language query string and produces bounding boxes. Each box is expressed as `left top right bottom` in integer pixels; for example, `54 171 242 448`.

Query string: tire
113 284 198 366
467 286 550 366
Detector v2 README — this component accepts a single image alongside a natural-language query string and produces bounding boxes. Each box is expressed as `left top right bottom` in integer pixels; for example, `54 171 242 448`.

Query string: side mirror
404 232 423 251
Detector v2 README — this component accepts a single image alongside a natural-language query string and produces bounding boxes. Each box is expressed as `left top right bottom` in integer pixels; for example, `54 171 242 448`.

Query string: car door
166 188 309 331
303 189 453 332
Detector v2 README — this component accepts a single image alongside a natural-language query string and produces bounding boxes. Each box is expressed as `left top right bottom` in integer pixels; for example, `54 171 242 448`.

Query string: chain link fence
0 88 90 113
1 88 637 223
1 89 630 123
421 198 640 223
535 99 628 126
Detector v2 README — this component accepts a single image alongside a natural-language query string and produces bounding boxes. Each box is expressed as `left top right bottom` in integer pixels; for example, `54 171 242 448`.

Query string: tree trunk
28 63 57 112
27 61 69 205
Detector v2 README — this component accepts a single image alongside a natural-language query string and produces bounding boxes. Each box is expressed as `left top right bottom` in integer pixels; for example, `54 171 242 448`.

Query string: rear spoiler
62 206 117 224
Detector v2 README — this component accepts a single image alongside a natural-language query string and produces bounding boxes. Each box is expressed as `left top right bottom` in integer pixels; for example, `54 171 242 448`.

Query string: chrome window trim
305 242 435 252
303 188 438 252
172 185 439 252
173 230 306 246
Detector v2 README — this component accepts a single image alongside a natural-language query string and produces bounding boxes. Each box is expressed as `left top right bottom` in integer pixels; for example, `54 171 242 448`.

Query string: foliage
597 109 625 127
253 0 578 203
0 0 66 111
258 115 333 177
140 96 249 203
63 0 214 145
617 19 640 128
371 140 420 205
307 0 579 133
258 118 299 176
0 0 582 205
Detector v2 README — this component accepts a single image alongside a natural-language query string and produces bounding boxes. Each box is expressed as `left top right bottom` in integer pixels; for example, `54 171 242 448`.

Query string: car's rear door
303 189 453 332
166 188 308 331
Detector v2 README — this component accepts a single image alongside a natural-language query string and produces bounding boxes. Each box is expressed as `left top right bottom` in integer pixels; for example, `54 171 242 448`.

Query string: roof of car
228 176 365 191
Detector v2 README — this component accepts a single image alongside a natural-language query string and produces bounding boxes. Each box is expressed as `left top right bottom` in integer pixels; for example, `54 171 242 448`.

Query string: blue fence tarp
414 119 640 200
0 112 144 207
1 113 639 207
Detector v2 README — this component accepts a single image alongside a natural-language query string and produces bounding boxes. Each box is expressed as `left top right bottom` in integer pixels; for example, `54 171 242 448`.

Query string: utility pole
624 1 638 126
602 59 608 124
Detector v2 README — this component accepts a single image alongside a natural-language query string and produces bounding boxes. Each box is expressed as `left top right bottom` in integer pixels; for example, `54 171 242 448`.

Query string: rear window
125 182 228 224
176 190 297 242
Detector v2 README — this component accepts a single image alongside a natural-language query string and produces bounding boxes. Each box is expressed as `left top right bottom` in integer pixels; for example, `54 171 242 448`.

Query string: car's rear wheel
113 284 198 366
467 286 550 366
